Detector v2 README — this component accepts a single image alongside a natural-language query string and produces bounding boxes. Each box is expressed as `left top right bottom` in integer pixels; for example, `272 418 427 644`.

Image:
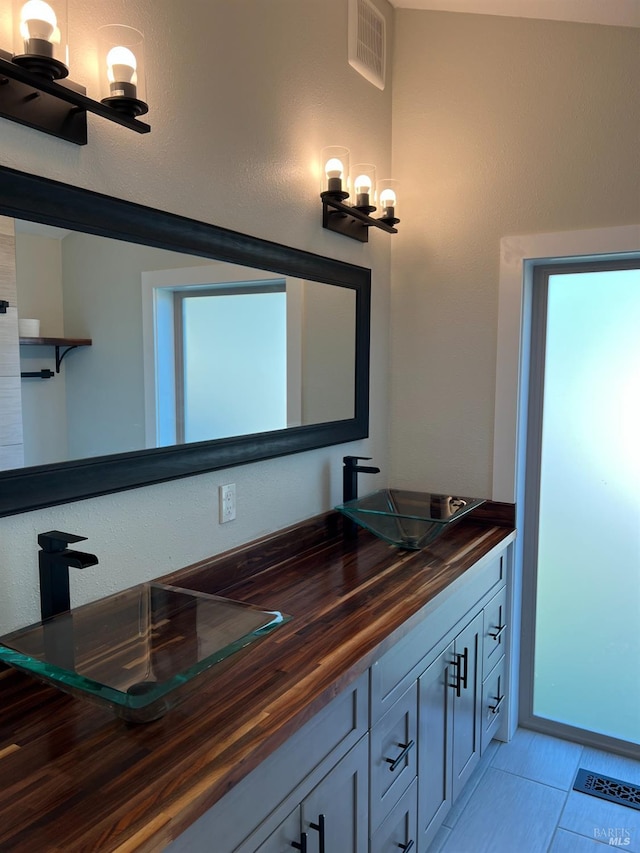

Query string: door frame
519 258 640 758
492 224 640 755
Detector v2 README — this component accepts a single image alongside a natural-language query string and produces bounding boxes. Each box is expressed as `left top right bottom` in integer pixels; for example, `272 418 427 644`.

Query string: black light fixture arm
321 193 399 243
0 49 150 145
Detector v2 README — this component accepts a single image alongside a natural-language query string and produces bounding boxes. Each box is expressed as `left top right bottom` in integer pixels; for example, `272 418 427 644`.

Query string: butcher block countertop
0 503 515 852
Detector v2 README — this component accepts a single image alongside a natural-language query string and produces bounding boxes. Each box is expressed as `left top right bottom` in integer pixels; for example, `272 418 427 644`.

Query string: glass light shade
12 0 68 78
320 146 350 196
352 164 376 210
377 179 400 221
98 25 148 115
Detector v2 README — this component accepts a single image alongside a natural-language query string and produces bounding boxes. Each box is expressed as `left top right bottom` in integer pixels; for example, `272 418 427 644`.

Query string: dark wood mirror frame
0 165 370 517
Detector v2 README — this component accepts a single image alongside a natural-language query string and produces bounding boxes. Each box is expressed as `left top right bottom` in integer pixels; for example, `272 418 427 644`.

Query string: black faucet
38 531 98 621
343 455 380 504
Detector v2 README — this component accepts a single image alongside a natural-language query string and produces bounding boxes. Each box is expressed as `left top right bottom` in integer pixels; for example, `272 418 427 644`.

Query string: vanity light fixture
98 25 148 119
320 147 398 243
0 1 150 144
377 178 400 227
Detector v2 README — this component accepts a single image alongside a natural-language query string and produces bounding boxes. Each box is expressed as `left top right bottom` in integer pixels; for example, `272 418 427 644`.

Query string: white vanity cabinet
370 543 511 852
166 539 513 853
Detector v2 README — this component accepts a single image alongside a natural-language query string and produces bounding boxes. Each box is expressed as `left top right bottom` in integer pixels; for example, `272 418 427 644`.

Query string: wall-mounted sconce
98 25 148 119
320 147 399 243
377 178 400 227
0 1 150 144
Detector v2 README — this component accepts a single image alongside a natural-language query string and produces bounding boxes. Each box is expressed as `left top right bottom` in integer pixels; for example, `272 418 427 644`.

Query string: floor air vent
573 769 640 812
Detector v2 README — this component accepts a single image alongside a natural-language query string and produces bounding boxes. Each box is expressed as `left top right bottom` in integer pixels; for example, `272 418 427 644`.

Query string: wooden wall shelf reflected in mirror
19 337 92 373
0 165 371 518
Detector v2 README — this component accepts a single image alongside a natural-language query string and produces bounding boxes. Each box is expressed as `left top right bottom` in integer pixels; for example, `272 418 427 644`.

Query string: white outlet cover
219 483 236 523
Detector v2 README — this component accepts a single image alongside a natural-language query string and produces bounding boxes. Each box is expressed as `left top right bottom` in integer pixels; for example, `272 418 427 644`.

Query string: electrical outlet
219 483 236 523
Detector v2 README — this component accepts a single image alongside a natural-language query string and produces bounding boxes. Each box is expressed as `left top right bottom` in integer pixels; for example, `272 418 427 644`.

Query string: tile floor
430 728 640 852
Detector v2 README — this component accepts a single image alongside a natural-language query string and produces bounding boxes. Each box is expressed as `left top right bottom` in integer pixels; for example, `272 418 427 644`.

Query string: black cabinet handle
449 656 461 696
397 842 415 852
488 623 506 641
450 648 468 697
385 739 415 773
291 832 308 852
459 647 468 692
309 814 325 853
489 693 505 715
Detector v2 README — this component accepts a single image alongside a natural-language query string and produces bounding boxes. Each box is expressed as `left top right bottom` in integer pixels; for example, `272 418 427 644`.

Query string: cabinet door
417 643 454 850
301 736 368 853
370 779 417 853
451 611 483 801
254 809 302 853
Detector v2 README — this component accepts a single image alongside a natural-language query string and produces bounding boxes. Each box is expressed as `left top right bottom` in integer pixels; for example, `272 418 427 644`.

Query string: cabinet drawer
481 655 507 754
370 779 417 853
483 586 508 678
370 682 417 832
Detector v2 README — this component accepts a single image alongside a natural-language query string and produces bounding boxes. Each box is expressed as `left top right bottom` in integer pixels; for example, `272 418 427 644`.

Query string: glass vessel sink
336 489 485 550
0 582 290 723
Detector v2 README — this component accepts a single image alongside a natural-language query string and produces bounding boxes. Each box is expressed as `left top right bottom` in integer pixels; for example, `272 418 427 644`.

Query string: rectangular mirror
0 166 370 517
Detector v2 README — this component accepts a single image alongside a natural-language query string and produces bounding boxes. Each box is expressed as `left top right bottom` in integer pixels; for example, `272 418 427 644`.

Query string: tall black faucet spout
37 531 98 621
342 455 380 504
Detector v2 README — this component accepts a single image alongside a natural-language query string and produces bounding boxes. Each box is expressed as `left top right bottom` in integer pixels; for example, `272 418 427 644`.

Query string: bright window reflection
180 288 287 442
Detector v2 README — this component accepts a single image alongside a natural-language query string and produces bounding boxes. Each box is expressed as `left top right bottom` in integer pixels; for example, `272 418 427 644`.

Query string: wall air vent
348 0 386 91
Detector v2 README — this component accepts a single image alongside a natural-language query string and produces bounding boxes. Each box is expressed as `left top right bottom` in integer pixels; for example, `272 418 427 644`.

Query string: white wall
390 11 640 497
0 0 393 633
15 233 68 466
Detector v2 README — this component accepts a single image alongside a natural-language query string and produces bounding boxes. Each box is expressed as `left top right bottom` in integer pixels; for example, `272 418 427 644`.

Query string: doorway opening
520 259 640 755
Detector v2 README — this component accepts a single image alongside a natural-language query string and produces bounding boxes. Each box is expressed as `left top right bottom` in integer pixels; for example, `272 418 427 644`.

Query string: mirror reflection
12 222 356 469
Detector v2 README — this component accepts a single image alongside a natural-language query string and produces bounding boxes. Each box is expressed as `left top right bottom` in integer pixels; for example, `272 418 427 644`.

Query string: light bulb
325 158 344 180
380 187 397 218
325 158 345 193
354 174 373 208
380 188 396 207
106 45 138 86
19 0 57 46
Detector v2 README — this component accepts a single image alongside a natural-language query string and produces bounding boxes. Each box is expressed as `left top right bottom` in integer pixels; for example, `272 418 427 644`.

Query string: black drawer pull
460 647 468 691
291 832 308 852
385 739 415 772
488 623 506 641
397 841 415 852
489 693 505 715
449 656 461 696
309 814 325 853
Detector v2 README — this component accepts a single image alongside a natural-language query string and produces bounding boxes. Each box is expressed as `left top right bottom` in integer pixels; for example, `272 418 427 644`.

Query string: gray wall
389 11 640 497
